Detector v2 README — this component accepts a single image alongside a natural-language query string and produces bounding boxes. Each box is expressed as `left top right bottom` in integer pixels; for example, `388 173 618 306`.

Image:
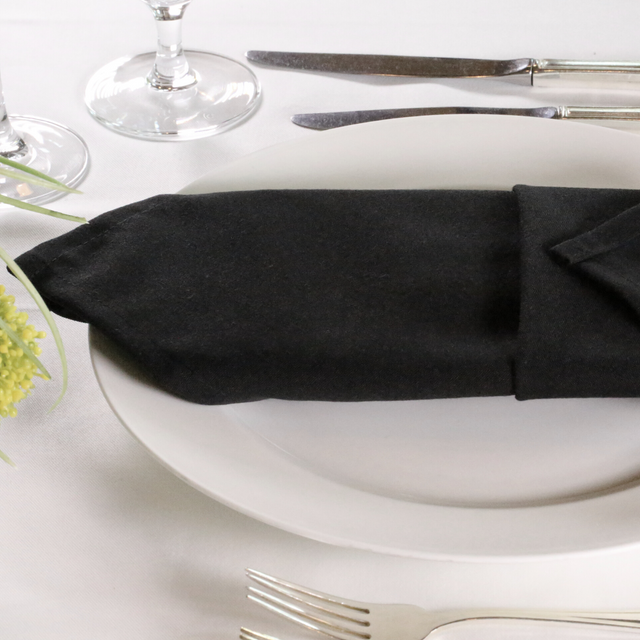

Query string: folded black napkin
14 186 640 404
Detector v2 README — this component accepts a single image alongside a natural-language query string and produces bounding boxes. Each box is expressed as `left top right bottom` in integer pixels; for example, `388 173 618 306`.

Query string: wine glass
84 0 260 140
0 71 89 206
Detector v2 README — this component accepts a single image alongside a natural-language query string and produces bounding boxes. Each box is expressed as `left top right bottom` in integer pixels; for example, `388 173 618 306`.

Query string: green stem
0 167 80 194
0 314 51 380
0 246 67 410
0 194 86 224
0 447 16 467
0 155 82 193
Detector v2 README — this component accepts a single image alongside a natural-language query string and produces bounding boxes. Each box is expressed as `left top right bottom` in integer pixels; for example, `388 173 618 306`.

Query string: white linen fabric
3 1 640 638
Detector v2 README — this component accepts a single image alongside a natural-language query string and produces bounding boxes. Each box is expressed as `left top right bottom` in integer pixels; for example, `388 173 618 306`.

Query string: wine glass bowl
84 0 260 140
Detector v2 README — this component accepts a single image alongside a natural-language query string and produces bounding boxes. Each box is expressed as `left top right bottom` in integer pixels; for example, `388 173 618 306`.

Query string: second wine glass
85 0 260 140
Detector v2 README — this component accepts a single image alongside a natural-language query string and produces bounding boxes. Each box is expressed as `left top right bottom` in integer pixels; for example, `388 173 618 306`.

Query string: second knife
291 106 640 130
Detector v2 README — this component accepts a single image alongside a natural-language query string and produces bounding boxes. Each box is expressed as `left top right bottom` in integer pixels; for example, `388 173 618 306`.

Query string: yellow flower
0 285 47 466
0 156 81 468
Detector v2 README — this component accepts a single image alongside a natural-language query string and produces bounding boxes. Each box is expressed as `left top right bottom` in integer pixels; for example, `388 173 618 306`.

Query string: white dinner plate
90 115 640 560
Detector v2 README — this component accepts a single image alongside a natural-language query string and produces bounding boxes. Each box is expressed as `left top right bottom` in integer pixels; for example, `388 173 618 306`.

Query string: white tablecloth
4 1 640 638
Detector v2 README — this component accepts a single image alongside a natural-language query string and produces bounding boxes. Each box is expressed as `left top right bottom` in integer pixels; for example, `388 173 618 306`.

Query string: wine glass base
0 116 90 206
85 51 261 140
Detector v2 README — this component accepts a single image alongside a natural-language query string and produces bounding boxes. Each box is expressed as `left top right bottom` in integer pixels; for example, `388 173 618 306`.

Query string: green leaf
0 155 82 193
0 194 87 224
0 246 67 410
0 167 81 194
0 447 16 467
0 314 51 380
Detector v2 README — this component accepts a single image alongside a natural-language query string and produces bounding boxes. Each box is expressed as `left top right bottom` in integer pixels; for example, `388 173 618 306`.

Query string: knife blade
246 51 640 87
291 106 640 130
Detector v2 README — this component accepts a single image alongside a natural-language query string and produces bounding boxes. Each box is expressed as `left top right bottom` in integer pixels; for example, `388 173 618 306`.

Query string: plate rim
90 115 640 561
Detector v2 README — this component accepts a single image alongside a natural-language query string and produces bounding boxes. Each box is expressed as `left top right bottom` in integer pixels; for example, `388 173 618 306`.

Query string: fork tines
245 568 371 640
241 629 281 640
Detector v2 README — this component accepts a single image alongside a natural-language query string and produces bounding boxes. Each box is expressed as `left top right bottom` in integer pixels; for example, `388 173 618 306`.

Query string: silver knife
291 106 640 130
246 51 640 87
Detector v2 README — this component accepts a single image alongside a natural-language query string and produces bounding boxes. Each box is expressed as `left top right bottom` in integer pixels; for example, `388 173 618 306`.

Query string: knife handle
561 106 640 129
533 59 640 88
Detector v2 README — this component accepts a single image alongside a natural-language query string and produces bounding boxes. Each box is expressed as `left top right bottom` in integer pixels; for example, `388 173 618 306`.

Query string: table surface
4 1 640 638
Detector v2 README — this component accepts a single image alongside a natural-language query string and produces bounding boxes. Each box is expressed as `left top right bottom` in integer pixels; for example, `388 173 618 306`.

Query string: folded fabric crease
14 186 640 404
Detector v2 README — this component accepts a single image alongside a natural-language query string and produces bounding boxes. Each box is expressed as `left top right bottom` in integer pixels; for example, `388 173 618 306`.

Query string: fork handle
435 610 640 631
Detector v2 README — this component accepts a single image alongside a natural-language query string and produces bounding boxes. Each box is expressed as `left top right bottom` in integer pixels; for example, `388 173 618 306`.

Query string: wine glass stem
147 2 197 91
0 73 27 158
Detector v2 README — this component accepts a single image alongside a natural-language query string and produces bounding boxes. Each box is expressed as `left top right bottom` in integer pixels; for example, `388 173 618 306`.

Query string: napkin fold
516 185 640 399
14 186 640 403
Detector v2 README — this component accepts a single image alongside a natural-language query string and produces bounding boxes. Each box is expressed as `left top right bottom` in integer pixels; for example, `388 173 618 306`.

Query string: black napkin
14 186 640 404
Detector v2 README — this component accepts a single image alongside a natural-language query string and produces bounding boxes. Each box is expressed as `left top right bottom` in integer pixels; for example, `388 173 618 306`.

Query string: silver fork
242 568 640 640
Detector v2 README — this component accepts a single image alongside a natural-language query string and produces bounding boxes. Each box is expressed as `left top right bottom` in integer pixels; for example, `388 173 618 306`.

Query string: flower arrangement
0 156 86 466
